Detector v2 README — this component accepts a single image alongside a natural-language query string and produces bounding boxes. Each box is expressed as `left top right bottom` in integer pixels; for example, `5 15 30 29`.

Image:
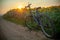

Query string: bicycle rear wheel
38 14 55 38
25 15 38 30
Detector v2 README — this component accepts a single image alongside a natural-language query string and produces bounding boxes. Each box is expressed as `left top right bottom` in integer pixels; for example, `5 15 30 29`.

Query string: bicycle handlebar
25 4 31 8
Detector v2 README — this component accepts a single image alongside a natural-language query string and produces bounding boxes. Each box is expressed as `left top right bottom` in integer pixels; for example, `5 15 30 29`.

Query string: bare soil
0 17 53 40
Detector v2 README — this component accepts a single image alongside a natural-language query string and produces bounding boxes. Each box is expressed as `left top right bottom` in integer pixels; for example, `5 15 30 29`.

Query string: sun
17 5 23 9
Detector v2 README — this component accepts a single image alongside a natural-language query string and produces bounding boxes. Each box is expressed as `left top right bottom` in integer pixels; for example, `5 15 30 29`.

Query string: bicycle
25 3 55 38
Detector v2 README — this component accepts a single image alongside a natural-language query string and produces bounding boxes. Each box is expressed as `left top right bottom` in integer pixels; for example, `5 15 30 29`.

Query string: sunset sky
0 0 60 15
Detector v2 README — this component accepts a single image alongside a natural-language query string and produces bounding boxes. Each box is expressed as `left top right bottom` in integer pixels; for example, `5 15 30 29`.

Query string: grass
3 16 25 26
3 6 60 32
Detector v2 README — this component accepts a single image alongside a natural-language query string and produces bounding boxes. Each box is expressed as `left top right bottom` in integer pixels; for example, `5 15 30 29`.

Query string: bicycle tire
38 14 55 38
25 15 38 30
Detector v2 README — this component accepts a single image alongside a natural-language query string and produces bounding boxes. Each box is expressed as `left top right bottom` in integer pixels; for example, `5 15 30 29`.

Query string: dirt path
0 17 53 40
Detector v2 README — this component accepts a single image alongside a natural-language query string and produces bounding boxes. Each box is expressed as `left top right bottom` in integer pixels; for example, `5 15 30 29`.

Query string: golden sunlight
17 5 23 9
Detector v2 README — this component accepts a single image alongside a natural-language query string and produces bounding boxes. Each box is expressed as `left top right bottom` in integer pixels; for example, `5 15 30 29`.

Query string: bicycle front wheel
38 14 55 38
